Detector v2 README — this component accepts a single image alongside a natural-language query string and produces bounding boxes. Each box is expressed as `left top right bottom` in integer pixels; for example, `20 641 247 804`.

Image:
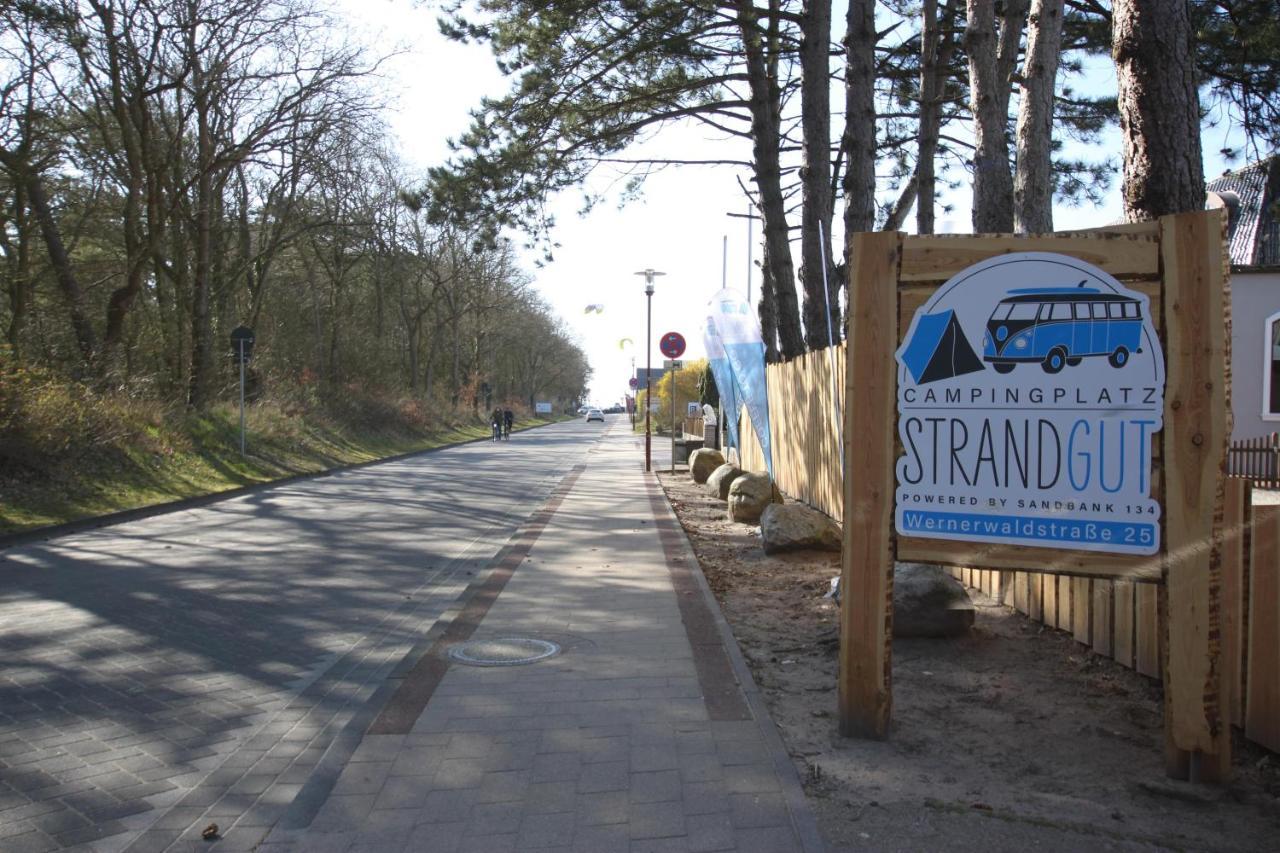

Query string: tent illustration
899 309 984 384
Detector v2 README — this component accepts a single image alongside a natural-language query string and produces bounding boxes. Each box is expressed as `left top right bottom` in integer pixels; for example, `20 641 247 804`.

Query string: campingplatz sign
893 252 1165 556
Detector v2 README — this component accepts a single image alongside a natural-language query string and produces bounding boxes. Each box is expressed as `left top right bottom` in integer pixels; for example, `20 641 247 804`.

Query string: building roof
1207 155 1280 267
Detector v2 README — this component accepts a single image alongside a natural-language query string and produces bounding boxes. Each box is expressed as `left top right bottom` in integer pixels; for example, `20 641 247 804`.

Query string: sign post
661 332 687 472
839 212 1230 783
230 326 255 455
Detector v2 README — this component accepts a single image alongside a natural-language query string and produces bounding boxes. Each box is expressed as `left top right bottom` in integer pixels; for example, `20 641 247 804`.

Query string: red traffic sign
659 331 686 359
629 377 639 389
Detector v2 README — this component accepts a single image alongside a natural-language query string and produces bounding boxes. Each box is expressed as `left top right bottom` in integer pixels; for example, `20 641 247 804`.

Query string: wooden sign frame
838 211 1231 782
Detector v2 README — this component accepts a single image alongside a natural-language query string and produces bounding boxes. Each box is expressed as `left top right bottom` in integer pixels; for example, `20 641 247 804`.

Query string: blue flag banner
702 315 740 450
708 288 773 477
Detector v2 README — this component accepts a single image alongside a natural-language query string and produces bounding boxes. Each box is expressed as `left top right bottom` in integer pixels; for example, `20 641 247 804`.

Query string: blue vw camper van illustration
982 284 1143 374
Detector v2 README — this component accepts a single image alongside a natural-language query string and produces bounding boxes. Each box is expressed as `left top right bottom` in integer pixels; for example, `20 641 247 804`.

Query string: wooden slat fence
732 345 1280 755
1228 433 1280 488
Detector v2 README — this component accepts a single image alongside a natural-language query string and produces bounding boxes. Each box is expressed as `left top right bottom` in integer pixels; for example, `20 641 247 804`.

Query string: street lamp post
635 268 665 472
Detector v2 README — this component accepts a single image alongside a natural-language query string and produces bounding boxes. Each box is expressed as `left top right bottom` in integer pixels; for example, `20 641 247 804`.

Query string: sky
331 0 1234 408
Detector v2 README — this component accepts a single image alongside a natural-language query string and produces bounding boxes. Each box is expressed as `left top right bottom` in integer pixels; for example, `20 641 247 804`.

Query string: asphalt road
0 417 612 852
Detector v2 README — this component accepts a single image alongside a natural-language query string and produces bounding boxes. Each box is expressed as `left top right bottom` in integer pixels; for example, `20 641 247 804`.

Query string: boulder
892 563 975 637
689 448 726 484
706 463 745 500
827 563 974 638
727 472 783 523
760 503 841 553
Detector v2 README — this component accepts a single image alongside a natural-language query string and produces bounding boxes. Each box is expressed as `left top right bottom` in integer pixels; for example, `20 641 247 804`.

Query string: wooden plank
1028 573 1043 622
1092 580 1115 658
1056 220 1162 239
1222 480 1250 729
899 233 1160 283
1073 577 1092 645
896 538 1163 581
1114 581 1136 669
1043 572 1059 629
1059 576 1073 632
1012 571 1028 613
1136 583 1161 678
839 230 903 739
1159 210 1230 781
1246 505 1280 752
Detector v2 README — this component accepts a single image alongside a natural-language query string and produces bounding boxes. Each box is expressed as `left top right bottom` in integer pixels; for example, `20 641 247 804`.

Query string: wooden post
1159 210 1230 782
839 230 902 738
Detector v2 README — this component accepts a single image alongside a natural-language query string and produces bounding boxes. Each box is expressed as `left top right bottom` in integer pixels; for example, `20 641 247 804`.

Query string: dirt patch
658 472 1280 852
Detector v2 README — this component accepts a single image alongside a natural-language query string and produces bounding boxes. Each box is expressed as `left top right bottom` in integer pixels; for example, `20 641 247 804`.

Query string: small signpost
629 376 639 390
535 401 552 414
230 326 255 455
661 339 687 473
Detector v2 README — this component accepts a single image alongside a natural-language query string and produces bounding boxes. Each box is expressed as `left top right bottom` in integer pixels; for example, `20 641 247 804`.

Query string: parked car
585 408 605 422
982 286 1143 374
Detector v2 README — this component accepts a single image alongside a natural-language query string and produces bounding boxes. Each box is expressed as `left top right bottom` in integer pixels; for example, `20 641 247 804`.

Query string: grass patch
0 364 564 534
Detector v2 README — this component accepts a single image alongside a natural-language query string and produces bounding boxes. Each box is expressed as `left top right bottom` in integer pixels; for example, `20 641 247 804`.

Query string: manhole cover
448 638 561 667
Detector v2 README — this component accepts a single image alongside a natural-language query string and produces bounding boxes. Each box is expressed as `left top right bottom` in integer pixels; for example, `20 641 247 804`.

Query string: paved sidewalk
260 421 823 853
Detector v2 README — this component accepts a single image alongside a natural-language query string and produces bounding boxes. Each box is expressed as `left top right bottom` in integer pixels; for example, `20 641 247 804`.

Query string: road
0 417 617 852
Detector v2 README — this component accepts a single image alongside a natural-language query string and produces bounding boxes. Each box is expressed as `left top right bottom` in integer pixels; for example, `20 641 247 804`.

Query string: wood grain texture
1092 580 1115 658
1136 583 1161 678
1114 580 1136 669
1027 572 1044 622
1073 577 1092 644
1159 210 1230 777
895 538 1163 580
839 231 903 739
1044 572 1059 629
1222 479 1250 729
1246 505 1280 753
898 233 1160 282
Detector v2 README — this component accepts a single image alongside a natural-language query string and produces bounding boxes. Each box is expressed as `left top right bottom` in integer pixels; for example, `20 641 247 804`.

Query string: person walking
503 408 514 440
490 408 503 442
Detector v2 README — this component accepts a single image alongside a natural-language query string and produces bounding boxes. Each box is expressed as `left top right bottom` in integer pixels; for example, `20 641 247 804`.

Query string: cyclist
503 409 514 440
490 408 503 442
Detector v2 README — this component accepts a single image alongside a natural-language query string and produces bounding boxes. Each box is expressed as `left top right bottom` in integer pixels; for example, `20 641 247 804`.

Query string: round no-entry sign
629 377 639 389
659 332 686 359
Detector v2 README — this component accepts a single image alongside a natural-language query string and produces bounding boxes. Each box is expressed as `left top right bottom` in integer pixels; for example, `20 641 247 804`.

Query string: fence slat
1246 504 1280 752
1114 581 1136 669
1223 480 1251 729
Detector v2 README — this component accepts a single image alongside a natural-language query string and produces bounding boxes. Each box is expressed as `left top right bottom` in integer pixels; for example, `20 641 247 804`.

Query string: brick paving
260 422 823 853
0 426 586 852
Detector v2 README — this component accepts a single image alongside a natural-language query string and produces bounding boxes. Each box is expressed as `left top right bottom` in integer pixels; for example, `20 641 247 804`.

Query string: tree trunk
799 0 836 350
187 39 215 408
21 168 97 363
758 238 781 363
738 0 804 359
965 0 1028 233
842 0 877 238
2 184 30 357
1112 0 1205 221
1013 0 1064 233
917 0 959 234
